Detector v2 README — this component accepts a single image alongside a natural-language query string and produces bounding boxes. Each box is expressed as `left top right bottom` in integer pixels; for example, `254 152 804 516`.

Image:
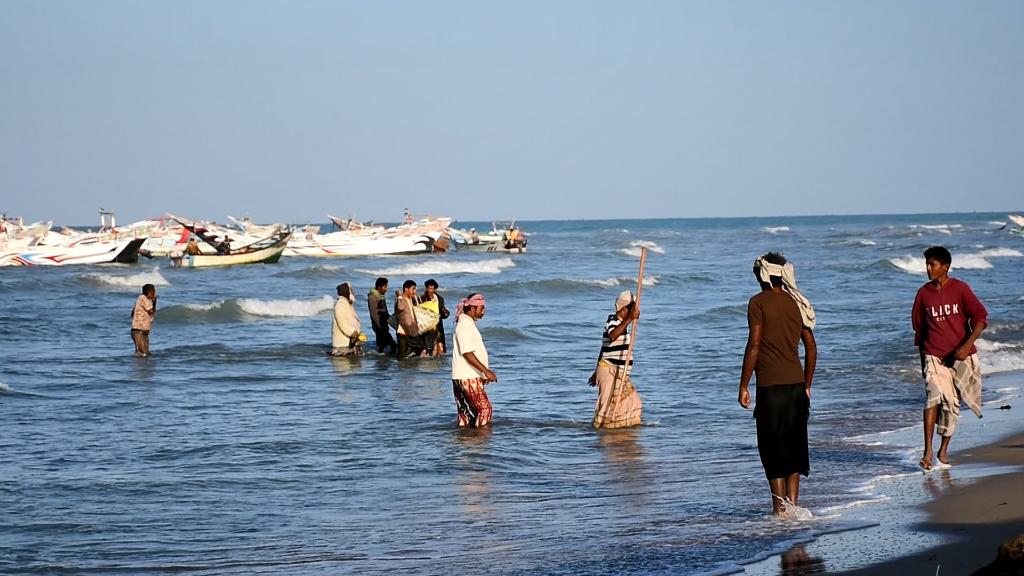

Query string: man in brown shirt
738 252 817 517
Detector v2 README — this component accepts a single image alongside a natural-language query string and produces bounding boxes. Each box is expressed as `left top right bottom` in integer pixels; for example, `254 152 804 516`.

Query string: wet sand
832 431 1024 575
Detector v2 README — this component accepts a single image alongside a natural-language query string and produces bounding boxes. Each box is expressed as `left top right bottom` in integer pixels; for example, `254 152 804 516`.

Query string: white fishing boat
0 235 146 266
284 217 452 257
0 211 147 267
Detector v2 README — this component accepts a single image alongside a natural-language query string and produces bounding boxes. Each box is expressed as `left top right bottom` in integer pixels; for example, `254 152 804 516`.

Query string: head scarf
455 293 486 323
615 290 633 311
337 283 354 303
754 257 816 330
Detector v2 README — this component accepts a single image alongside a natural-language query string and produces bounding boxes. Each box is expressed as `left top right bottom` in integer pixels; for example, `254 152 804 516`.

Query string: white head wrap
615 290 633 310
755 257 816 330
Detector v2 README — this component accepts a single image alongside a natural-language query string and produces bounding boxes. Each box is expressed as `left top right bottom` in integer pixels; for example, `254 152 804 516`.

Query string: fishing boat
284 216 451 257
1009 214 1024 235
169 214 291 268
0 211 147 267
450 221 527 253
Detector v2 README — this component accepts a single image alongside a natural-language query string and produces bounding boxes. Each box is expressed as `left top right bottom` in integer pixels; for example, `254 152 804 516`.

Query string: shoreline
740 369 1024 576
832 429 1024 575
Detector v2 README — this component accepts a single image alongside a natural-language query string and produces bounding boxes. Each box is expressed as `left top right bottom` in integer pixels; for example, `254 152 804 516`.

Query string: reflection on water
454 427 493 520
780 544 827 575
598 428 649 507
131 355 155 383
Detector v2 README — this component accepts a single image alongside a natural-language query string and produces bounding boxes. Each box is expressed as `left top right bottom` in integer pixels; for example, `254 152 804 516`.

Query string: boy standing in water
131 284 157 357
912 246 987 471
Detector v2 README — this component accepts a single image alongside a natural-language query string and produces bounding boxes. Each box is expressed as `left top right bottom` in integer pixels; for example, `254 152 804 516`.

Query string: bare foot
936 450 950 467
919 454 933 471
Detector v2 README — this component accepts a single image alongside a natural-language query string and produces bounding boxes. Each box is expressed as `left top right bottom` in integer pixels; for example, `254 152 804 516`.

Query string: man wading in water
738 252 817 517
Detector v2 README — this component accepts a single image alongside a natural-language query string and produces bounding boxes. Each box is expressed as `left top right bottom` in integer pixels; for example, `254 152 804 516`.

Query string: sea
1 212 1023 575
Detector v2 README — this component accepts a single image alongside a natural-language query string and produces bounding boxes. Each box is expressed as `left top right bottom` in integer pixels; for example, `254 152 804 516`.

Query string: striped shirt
599 314 632 367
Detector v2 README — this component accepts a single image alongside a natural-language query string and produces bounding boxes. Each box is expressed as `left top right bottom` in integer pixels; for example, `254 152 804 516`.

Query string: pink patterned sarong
452 378 493 428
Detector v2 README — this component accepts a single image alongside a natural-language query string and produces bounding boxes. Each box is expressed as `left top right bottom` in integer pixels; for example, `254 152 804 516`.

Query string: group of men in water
129 244 988 516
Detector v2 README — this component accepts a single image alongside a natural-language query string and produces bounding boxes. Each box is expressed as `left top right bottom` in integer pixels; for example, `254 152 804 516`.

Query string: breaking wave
81 268 170 290
977 340 1024 375
618 240 666 257
975 248 1022 258
358 257 515 276
857 240 878 246
763 226 790 234
888 255 993 274
159 296 334 323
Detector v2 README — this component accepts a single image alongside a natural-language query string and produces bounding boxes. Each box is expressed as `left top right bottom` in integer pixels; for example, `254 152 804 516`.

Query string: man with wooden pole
589 247 646 428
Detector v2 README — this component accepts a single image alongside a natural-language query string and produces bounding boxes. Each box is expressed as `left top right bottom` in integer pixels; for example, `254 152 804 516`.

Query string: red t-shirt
911 278 988 359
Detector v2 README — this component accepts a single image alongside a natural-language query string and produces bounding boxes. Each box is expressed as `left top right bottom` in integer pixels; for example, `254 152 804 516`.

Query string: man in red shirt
911 246 988 471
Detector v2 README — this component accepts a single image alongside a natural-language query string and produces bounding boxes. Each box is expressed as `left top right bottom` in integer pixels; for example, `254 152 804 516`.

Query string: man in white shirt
450 293 497 427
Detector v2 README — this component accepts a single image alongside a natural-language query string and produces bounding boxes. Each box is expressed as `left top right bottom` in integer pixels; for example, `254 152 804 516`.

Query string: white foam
989 221 1007 226
763 226 790 234
889 254 993 274
618 240 666 258
588 276 659 287
976 338 1009 352
237 295 334 317
981 347 1024 375
857 239 877 246
84 268 170 289
183 302 222 312
975 247 1023 258
630 240 666 253
912 224 962 230
0 382 11 393
359 257 515 276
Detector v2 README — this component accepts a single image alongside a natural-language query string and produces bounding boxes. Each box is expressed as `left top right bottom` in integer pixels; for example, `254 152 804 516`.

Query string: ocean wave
273 264 345 279
989 221 1007 227
888 254 993 274
358 257 515 276
910 224 962 230
975 247 1023 258
856 239 877 246
159 296 334 323
979 341 1024 375
480 326 533 340
467 276 659 296
0 381 12 394
617 240 666 258
763 226 790 234
587 276 659 287
81 268 170 290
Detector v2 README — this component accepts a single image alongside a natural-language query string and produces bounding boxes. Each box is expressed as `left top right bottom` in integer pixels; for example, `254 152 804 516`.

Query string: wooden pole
620 246 647 378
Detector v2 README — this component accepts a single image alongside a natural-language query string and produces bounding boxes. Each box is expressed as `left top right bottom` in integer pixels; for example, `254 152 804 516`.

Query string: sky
1 1 1021 225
